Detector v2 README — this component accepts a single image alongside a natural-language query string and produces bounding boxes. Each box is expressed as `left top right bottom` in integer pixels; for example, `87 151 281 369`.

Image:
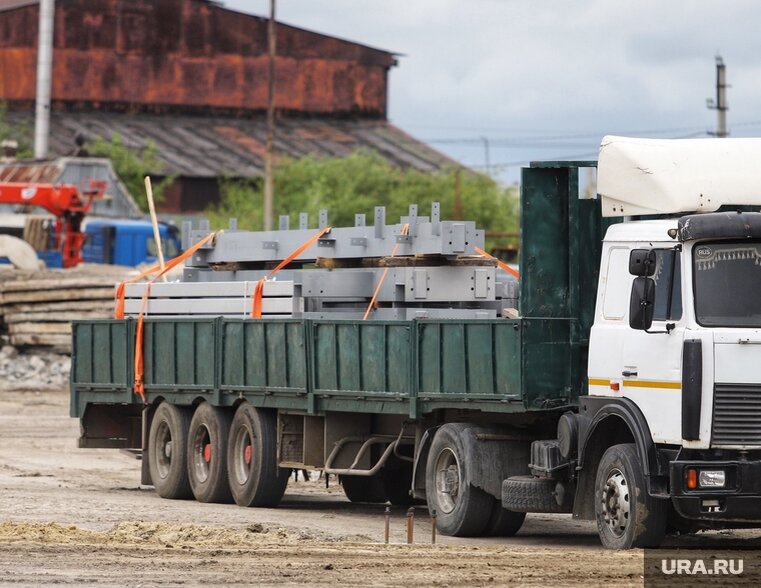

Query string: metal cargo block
401 267 495 302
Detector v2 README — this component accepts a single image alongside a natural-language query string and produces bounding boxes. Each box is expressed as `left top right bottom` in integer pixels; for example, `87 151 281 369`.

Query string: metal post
453 168 463 220
384 506 391 544
406 507 414 544
34 0 55 159
431 509 437 544
263 0 277 230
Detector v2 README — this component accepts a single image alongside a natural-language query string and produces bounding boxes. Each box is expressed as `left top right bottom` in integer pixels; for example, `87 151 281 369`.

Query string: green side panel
71 320 131 388
520 164 617 401
521 318 572 408
176 322 198 386
70 319 134 417
286 322 307 389
520 166 576 319
143 319 216 390
361 324 387 391
417 320 522 401
315 322 338 390
312 320 412 398
220 319 308 393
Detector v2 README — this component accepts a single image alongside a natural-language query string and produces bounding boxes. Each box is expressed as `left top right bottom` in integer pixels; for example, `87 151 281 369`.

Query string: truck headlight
698 470 726 488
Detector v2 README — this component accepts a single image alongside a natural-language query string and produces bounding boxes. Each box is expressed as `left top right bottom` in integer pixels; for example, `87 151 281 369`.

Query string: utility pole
480 136 491 176
34 0 55 159
263 0 277 230
707 55 728 138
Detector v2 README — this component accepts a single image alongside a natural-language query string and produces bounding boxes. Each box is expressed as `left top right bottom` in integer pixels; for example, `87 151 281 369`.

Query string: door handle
622 370 638 377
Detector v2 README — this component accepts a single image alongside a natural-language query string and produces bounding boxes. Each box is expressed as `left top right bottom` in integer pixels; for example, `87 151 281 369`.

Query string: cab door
588 245 633 397
619 248 684 444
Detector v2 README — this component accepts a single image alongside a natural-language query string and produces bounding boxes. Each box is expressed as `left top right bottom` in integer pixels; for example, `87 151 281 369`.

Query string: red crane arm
0 182 102 216
0 180 106 268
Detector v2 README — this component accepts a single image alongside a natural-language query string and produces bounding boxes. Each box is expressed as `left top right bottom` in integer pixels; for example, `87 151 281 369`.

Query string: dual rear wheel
425 424 525 537
148 401 288 507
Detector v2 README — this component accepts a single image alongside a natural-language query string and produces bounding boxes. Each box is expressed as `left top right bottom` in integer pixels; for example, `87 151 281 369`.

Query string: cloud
226 1 761 178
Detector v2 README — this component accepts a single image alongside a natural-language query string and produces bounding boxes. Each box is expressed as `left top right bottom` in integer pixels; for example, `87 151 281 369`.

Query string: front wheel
595 443 667 549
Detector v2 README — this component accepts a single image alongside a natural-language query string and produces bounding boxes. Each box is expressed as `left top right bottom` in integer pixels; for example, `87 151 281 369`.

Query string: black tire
148 402 192 499
187 402 233 503
484 499 526 536
381 454 414 506
425 424 493 537
502 475 567 513
227 404 289 507
340 475 387 503
595 443 667 549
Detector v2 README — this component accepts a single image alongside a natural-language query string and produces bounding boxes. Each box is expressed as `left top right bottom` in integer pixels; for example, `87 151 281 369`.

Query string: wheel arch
573 398 658 520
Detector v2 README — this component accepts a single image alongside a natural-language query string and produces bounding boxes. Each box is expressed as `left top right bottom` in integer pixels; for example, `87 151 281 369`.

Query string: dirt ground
0 387 759 587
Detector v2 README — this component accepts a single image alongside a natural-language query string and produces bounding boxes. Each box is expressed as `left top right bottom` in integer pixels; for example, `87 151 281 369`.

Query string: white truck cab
578 136 761 547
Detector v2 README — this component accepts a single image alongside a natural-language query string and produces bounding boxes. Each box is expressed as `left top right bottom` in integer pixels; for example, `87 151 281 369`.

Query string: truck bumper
670 458 761 523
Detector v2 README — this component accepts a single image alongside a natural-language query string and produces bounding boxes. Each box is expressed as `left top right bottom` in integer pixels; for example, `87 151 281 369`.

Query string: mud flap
141 405 152 486
412 426 439 499
459 427 531 500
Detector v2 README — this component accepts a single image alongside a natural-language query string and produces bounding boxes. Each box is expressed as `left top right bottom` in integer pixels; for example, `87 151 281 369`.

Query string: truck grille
712 384 761 445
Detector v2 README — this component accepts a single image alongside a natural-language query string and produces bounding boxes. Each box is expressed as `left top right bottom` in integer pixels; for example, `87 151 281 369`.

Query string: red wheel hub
244 444 252 465
203 443 212 463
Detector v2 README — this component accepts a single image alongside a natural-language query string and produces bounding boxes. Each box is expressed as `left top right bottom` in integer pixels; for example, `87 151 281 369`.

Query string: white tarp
597 135 761 217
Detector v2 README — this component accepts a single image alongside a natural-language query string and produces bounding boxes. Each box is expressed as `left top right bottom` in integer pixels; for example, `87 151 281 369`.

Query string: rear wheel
227 404 288 507
381 454 414 506
425 424 493 537
595 443 667 549
484 500 526 536
340 475 387 503
148 402 192 499
187 402 233 503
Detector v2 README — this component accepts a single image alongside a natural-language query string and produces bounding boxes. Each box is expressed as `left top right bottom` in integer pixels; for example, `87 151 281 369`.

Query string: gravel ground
0 345 70 391
0 370 760 586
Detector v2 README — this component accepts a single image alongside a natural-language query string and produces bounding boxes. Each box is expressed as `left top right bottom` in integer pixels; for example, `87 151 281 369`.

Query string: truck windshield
693 240 761 326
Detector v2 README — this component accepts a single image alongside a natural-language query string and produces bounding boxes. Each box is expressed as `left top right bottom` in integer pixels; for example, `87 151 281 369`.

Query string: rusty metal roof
6 111 457 178
0 0 36 10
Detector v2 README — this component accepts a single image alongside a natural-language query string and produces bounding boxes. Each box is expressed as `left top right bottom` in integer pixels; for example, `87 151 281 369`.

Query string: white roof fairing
597 135 761 217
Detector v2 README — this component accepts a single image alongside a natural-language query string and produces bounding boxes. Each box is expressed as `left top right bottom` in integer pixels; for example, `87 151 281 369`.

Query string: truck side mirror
629 249 656 276
629 277 655 330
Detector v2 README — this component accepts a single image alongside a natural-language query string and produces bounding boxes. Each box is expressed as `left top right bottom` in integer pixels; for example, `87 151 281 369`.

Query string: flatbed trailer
72 160 604 537
71 139 761 548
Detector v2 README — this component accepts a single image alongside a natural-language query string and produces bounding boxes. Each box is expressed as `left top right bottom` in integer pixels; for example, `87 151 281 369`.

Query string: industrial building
0 0 454 213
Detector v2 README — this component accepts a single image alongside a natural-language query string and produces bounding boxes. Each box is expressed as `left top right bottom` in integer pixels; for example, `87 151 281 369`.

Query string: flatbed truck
70 136 761 548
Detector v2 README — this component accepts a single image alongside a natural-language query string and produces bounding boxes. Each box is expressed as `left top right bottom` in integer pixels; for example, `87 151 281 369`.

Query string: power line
415 119 761 146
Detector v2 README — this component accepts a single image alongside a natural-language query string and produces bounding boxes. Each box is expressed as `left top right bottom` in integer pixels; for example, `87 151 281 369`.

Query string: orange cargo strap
363 224 409 320
251 226 332 318
474 246 520 279
114 232 219 402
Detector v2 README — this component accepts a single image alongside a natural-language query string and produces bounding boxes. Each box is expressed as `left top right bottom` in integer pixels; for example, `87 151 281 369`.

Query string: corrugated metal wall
0 0 395 116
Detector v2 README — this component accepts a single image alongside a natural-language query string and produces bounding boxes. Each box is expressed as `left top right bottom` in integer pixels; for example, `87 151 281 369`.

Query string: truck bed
70 317 575 422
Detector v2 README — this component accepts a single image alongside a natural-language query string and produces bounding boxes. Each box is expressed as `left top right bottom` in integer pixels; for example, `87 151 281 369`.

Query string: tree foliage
0 102 33 158
208 151 518 248
89 133 173 211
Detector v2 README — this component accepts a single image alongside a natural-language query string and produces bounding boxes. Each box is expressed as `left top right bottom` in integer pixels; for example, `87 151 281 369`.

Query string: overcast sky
226 1 761 183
